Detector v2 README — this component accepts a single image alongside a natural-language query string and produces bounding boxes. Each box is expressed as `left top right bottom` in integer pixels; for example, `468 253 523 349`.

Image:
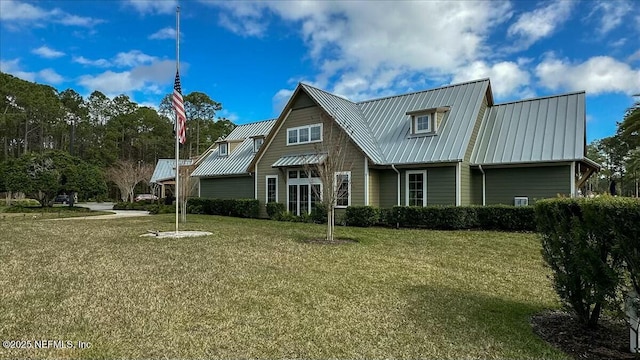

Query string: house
191 119 276 198
240 78 599 217
150 158 194 198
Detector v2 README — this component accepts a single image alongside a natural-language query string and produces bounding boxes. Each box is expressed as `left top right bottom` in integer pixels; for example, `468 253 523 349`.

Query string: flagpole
175 5 180 234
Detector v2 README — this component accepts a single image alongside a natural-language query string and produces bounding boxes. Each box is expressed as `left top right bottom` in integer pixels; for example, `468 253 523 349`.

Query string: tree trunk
588 302 602 328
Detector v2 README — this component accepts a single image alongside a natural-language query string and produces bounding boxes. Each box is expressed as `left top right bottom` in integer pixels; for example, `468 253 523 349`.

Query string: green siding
485 165 571 205
255 104 366 218
368 168 380 207
470 169 483 205
426 167 456 206
465 97 488 162
378 170 398 208
200 176 254 199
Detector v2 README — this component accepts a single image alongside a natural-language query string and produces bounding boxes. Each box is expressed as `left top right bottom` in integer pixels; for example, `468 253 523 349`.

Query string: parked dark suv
54 194 69 204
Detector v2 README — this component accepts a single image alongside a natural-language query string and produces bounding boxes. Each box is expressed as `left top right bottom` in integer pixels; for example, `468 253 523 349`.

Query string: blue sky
1 0 639 143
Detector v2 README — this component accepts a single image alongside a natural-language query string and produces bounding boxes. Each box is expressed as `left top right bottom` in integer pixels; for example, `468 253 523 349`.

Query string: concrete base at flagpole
140 230 212 239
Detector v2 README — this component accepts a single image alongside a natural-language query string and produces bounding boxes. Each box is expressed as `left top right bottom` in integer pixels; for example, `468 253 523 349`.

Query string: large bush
476 205 536 232
344 206 380 227
186 198 260 218
535 197 629 328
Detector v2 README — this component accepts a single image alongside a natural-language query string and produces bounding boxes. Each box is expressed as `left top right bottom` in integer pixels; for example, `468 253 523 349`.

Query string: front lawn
0 215 566 359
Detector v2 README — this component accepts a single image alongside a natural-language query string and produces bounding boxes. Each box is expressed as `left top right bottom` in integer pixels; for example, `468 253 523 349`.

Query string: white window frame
514 196 529 207
405 170 427 206
412 113 433 134
266 175 278 203
334 171 351 208
286 169 322 215
286 123 323 146
254 138 264 152
219 142 228 156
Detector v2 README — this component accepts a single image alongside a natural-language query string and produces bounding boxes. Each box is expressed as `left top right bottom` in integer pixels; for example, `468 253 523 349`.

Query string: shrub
148 204 175 215
266 202 286 220
310 204 328 224
344 206 379 227
476 205 536 232
535 197 625 328
382 206 478 230
185 198 260 218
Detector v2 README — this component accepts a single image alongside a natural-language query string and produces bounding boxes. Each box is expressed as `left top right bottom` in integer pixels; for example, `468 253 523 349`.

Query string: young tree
177 163 199 222
106 160 153 202
305 113 353 242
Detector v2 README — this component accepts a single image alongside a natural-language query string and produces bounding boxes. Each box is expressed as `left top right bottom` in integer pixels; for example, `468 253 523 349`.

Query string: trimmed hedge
345 206 379 227
344 205 535 231
266 202 286 220
535 197 640 328
186 198 260 218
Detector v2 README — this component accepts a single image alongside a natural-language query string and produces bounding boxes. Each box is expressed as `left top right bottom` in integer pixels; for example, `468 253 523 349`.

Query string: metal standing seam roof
271 153 328 168
301 84 387 164
358 79 490 165
150 159 193 183
191 119 276 177
471 92 586 165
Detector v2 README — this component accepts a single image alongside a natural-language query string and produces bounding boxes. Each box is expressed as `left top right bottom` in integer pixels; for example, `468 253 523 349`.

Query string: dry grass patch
0 215 568 359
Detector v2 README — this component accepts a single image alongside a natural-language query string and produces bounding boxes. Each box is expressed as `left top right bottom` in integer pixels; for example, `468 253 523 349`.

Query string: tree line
587 96 640 197
0 72 235 204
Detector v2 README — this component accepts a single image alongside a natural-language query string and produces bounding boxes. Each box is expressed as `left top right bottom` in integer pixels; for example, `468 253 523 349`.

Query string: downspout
479 165 486 206
391 164 400 206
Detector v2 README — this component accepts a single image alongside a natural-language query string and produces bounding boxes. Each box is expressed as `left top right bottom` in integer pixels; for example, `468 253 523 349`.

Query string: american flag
173 70 186 144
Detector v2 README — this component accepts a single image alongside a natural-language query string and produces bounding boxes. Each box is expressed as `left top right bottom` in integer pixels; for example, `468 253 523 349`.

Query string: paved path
52 202 150 220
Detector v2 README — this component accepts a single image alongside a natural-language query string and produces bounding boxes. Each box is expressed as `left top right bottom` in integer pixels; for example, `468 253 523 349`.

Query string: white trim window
335 171 351 208
254 138 264 152
406 170 427 206
266 175 278 203
219 142 228 156
514 197 529 207
411 113 433 135
286 170 322 215
286 123 322 145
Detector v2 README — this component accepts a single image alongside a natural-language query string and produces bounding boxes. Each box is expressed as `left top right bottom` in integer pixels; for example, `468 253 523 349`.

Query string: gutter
391 164 400 206
478 164 486 206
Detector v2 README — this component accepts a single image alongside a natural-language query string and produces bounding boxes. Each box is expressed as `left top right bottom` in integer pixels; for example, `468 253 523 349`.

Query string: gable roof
191 119 276 177
471 91 587 165
358 79 490 164
150 159 193 184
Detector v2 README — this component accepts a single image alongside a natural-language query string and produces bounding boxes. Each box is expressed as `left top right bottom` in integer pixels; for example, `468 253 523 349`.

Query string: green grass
0 215 567 359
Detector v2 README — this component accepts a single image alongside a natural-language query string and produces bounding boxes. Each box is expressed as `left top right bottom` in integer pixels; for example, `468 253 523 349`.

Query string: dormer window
415 114 432 133
406 106 450 136
219 142 228 156
253 137 264 152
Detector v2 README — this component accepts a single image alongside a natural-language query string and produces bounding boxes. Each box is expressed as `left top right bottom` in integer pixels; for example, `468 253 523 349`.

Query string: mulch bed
531 310 638 360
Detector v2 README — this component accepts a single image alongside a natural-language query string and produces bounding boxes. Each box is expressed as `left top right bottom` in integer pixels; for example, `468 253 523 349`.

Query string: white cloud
628 50 640 63
452 60 532 99
507 1 574 49
125 0 177 15
38 68 64 84
78 60 176 96
149 27 177 40
73 56 111 67
0 58 36 82
0 58 64 85
272 89 294 114
0 0 102 27
113 50 157 67
587 0 633 35
213 1 513 100
32 46 65 59
536 54 640 95
72 50 156 69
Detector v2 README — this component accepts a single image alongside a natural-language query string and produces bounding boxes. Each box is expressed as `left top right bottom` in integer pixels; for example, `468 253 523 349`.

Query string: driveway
53 202 150 220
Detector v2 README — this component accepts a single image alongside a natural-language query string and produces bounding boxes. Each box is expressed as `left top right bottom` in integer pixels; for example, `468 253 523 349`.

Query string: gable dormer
252 135 264 152
406 106 450 136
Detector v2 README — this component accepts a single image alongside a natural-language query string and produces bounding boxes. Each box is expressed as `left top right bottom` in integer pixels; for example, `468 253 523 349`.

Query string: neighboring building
191 119 276 199
244 78 598 217
150 158 193 198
